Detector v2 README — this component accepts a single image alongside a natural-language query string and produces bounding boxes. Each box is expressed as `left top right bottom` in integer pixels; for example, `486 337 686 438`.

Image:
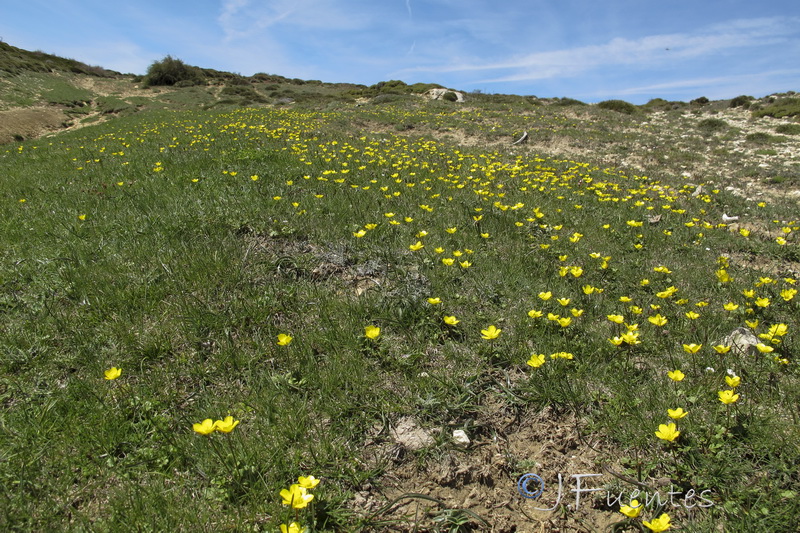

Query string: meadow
1 78 800 531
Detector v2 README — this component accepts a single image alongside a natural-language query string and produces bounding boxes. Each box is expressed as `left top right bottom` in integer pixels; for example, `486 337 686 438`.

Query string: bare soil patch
0 106 69 144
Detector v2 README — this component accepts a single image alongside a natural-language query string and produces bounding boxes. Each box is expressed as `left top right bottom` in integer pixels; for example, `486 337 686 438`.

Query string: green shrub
691 96 709 106
775 124 800 135
729 95 753 108
144 56 204 87
555 97 586 106
442 91 458 102
597 99 637 114
752 98 800 119
745 132 784 144
697 118 728 134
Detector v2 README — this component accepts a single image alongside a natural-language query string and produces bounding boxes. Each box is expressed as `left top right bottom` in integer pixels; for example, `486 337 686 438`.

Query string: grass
1 71 800 531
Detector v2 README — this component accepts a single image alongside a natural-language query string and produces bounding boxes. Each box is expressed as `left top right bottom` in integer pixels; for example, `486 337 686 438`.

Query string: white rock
452 430 471 447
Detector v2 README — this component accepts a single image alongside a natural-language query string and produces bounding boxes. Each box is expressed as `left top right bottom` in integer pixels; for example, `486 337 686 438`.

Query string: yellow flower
280 523 303 533
214 416 240 433
667 369 685 382
527 309 543 319
104 367 122 380
442 258 455 266
745 319 759 329
298 475 320 489
427 297 442 305
527 353 546 368
570 308 584 317
620 500 642 518
280 484 314 509
723 302 739 311
781 288 797 301
668 408 688 420
443 315 460 326
557 317 572 328
193 419 216 435
685 311 700 320
648 314 668 326
755 343 774 353
718 389 739 404
77 214 87 221
445 227 457 234
481 325 501 340
277 333 293 346
353 229 367 238
754 297 770 308
653 266 672 274
716 269 732 283
620 331 640 345
550 351 573 360
683 343 702 354
725 375 741 388
582 285 596 295
364 325 381 340
459 260 472 268
643 513 672 532
656 286 678 299
713 345 731 354
556 297 571 306
607 314 624 324
409 241 424 251
609 336 624 346
538 291 552 301
655 423 680 442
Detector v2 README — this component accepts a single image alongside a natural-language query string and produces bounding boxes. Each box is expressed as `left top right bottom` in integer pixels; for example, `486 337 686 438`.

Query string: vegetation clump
751 97 800 119
143 55 204 87
597 99 637 114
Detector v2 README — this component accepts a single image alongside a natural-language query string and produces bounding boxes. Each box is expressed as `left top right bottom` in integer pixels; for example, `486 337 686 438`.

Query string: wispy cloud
404 17 799 85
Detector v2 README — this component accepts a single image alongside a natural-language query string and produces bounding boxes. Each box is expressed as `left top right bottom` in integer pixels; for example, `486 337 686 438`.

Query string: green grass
1 93 800 532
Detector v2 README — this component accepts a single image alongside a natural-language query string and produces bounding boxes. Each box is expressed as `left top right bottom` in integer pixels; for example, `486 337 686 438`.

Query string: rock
427 88 465 102
391 417 434 451
452 429 471 448
720 327 760 356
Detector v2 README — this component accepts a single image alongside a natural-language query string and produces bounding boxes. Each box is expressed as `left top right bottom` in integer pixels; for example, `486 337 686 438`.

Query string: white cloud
404 17 799 84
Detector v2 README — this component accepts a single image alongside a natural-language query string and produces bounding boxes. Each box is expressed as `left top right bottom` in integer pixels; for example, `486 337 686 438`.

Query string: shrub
144 56 203 87
442 91 458 102
697 118 728 133
691 96 710 106
555 97 586 106
775 124 800 135
597 99 637 114
752 98 800 119
729 95 753 109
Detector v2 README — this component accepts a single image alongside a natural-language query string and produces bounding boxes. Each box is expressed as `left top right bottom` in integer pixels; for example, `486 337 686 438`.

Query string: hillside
2 42 800 532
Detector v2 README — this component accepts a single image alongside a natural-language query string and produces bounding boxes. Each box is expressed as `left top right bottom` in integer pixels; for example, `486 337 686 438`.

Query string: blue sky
2 0 798 103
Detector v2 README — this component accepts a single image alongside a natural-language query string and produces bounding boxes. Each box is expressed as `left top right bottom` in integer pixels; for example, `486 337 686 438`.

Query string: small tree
143 56 203 87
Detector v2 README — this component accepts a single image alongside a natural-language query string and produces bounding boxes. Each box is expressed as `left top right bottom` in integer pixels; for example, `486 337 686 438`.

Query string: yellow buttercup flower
655 423 680 442
527 353 546 368
297 475 320 489
280 484 314 509
427 297 442 305
480 325 501 340
620 499 642 518
648 314 667 326
718 389 739 404
409 241 424 251
280 523 302 533
713 345 731 354
443 315 460 326
607 314 624 324
193 419 216 435
214 416 240 433
104 367 122 380
277 334 293 346
683 343 702 354
642 513 672 532
364 325 381 340
668 408 688 420
667 369 685 382
527 309 543 319
725 375 741 388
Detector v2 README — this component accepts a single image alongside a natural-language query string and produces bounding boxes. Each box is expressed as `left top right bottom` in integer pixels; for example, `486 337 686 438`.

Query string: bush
775 124 800 135
729 95 753 109
697 118 728 134
555 97 586 106
752 98 800 119
442 91 458 102
597 99 637 114
144 56 203 87
691 96 710 106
